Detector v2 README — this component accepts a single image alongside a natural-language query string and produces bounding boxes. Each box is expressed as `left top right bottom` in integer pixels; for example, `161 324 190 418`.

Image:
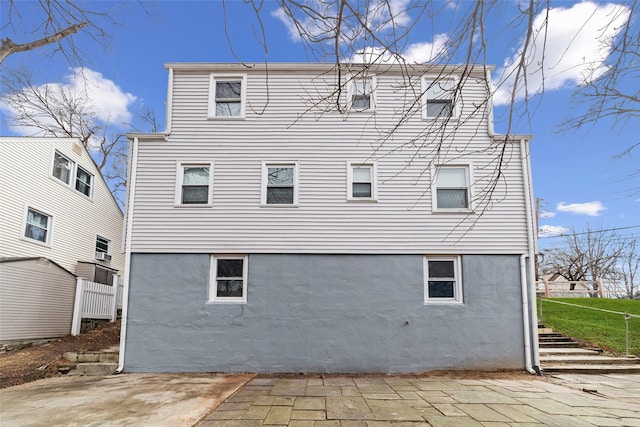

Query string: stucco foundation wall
124 254 525 373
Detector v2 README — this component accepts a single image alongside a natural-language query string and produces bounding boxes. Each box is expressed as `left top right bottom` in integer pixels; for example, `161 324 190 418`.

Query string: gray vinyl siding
0 259 76 341
130 66 530 254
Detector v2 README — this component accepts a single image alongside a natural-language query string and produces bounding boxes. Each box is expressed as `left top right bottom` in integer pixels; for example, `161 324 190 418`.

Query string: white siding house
123 63 539 374
0 137 125 340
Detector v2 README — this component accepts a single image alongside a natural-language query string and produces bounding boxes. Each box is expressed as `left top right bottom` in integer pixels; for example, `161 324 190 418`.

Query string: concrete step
542 364 640 374
539 341 583 348
61 345 119 376
539 348 603 356
538 332 565 338
538 327 554 334
539 336 578 342
69 362 118 376
541 355 640 365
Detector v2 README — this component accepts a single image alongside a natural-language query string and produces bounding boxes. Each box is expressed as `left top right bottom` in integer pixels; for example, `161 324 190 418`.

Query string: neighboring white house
0 137 125 341
122 63 538 374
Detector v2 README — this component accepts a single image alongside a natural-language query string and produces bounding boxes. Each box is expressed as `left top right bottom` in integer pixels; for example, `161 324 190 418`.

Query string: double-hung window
209 255 248 303
347 162 377 200
75 166 93 197
422 77 457 119
262 163 298 206
349 77 375 111
176 163 213 206
51 150 94 199
23 207 52 245
424 256 462 303
52 151 72 185
209 74 247 118
433 166 471 211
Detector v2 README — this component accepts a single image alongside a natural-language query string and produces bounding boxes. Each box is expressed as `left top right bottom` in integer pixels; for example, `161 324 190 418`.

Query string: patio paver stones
199 374 640 426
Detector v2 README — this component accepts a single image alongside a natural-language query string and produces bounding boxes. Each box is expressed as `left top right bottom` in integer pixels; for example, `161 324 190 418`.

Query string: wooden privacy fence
71 275 122 336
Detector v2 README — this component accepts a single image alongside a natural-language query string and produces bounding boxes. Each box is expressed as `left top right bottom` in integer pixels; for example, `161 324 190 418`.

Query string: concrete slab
0 373 253 427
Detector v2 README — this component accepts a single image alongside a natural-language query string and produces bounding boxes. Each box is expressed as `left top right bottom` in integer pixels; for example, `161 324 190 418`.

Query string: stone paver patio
198 374 640 426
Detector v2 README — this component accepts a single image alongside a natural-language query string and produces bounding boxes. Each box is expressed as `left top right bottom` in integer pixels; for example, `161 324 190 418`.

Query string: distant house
121 63 539 373
0 137 125 341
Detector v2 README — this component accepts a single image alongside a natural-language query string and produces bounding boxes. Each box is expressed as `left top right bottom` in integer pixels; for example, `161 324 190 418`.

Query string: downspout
520 138 541 375
116 136 140 373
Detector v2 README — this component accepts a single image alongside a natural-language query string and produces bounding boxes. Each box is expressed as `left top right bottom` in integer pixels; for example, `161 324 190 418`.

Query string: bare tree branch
0 22 87 64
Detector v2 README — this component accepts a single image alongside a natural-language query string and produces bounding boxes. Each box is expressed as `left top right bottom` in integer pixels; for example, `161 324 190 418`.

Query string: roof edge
164 62 496 73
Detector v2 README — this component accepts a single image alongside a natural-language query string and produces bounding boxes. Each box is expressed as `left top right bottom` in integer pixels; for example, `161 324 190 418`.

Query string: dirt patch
0 320 120 389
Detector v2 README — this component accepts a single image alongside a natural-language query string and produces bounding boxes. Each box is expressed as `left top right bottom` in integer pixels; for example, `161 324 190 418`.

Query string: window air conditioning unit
95 252 112 262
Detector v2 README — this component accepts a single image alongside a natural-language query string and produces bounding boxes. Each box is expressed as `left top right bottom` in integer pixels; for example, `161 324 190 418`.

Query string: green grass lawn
538 298 640 356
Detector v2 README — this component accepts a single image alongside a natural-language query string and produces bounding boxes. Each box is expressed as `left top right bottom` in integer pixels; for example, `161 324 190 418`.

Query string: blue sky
1 0 638 248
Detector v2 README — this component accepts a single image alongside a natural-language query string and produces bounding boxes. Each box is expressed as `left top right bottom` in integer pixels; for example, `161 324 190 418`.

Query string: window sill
260 204 299 208
347 198 378 203
206 116 246 121
424 300 464 305
432 208 474 214
173 204 213 208
348 109 376 113
207 300 247 305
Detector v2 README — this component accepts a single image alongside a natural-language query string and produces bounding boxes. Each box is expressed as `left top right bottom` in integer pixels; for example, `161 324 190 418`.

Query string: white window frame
431 164 473 213
424 256 463 304
421 76 459 120
51 150 73 186
347 75 376 112
208 74 247 119
95 235 111 254
347 161 378 201
209 255 248 304
174 161 214 207
261 162 299 207
75 165 94 199
21 204 53 247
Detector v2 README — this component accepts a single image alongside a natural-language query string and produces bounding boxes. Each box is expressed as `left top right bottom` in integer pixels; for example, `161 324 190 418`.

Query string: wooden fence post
71 277 85 336
599 278 605 298
544 277 550 298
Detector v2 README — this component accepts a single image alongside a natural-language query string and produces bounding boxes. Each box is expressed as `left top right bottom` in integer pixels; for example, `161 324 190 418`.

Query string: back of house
123 63 538 373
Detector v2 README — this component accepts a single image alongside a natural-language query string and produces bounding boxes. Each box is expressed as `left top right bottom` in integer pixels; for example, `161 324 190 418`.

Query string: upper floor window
262 163 298 206
347 162 377 200
75 166 93 197
433 166 471 211
208 74 247 119
176 163 213 206
349 77 375 111
424 256 463 304
209 255 248 303
422 77 457 119
52 151 73 185
23 207 52 245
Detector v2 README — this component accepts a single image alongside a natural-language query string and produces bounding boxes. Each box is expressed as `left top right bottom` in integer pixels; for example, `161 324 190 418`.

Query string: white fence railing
71 275 121 336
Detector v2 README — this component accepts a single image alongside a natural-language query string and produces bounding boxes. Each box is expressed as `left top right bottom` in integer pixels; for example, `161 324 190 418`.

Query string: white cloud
403 35 449 63
493 1 630 105
539 225 569 237
557 201 606 216
539 210 556 218
272 0 414 46
1 68 136 148
352 35 448 64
